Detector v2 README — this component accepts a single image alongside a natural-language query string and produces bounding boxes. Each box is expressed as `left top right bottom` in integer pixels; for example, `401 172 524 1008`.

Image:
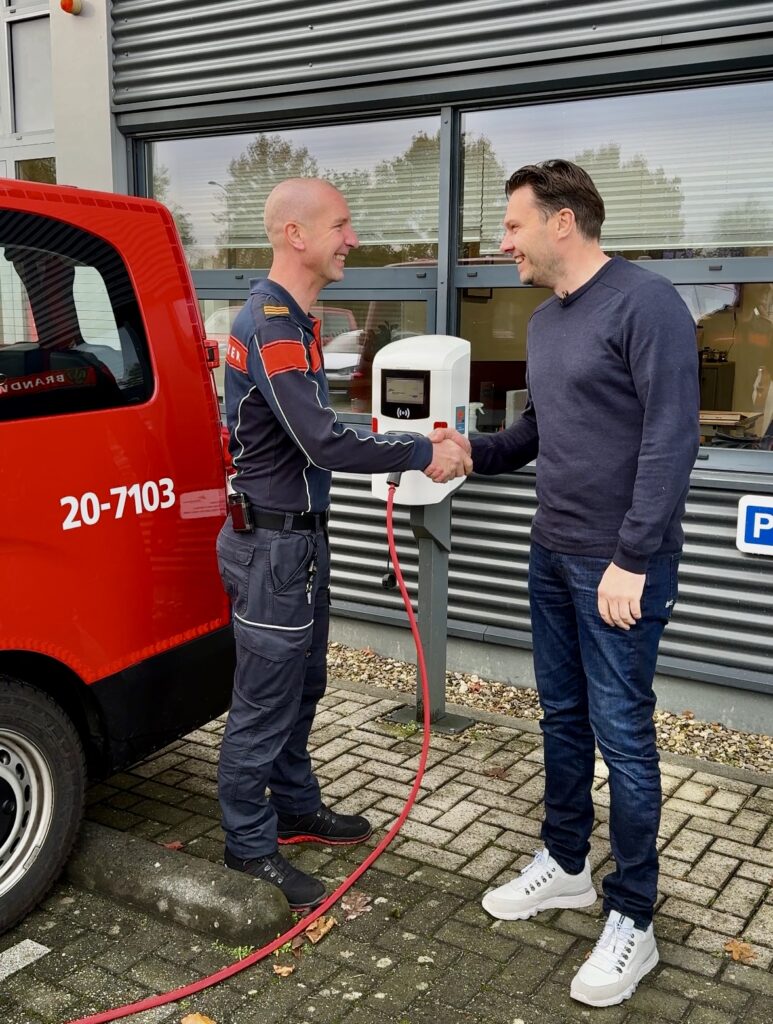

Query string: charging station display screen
380 368 431 420
386 375 425 405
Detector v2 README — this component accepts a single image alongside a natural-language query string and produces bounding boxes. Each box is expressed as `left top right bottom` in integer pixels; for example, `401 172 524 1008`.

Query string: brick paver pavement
1 679 771 1024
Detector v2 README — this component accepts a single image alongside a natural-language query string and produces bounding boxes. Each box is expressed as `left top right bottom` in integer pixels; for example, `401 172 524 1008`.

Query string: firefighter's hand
425 438 472 482
598 562 645 630
428 427 472 455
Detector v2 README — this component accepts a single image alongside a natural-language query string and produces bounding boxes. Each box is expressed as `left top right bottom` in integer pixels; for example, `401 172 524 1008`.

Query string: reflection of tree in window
218 136 318 269
216 130 441 268
574 144 684 254
460 135 507 259
329 131 441 265
153 164 196 249
708 199 773 257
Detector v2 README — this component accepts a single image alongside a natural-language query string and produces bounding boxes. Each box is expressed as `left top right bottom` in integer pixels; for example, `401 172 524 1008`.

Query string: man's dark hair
505 159 605 241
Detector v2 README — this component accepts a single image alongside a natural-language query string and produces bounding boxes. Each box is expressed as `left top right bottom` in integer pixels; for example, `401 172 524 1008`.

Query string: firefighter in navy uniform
217 177 469 910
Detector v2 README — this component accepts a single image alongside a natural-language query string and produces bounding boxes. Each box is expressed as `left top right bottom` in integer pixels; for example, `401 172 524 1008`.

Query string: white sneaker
570 910 659 1007
481 847 596 921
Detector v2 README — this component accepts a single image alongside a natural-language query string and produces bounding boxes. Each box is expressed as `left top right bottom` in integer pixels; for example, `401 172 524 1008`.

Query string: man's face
500 186 561 288
302 190 359 285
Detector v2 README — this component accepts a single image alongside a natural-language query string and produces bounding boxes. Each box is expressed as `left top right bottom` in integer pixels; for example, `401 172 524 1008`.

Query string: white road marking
0 939 50 982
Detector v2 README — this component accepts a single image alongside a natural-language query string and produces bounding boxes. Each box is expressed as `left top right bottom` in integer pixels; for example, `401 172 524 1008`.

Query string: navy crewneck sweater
470 257 700 573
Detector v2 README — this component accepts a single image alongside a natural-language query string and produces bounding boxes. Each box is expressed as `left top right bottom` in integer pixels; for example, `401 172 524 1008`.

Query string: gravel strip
328 642 773 775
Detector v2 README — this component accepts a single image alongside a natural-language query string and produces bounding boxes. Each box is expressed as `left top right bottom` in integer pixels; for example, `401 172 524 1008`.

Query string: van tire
0 676 86 934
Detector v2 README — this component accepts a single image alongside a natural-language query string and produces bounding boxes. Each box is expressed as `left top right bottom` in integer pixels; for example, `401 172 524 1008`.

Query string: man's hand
428 427 471 455
597 562 646 630
425 437 472 483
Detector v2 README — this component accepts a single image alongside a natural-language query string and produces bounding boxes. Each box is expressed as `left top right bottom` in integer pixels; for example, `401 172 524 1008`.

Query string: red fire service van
0 179 234 933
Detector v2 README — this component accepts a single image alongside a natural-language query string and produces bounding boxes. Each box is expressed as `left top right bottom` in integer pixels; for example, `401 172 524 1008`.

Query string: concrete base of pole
385 702 473 734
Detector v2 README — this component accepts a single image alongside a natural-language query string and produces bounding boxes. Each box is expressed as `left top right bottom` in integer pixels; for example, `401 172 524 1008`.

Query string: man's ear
285 221 305 251
555 207 575 239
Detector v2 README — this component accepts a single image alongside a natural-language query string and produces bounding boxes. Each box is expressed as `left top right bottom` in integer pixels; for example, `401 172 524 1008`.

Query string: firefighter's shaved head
265 177 358 304
264 178 344 245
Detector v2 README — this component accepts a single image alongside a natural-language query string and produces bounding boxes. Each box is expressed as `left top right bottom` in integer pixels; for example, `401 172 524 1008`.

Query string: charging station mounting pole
373 334 473 735
386 495 473 734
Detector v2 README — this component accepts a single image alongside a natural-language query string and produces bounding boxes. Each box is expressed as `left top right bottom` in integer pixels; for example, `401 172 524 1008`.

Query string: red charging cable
67 484 429 1023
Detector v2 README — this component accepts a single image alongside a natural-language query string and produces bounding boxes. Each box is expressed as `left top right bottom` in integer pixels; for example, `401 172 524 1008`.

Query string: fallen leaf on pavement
181 1015 218 1024
340 892 372 921
483 766 509 780
305 915 337 944
272 963 295 977
682 709 695 719
724 939 757 963
163 841 185 852
291 934 306 958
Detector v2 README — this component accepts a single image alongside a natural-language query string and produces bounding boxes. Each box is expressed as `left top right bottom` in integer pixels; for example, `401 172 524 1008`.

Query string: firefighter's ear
284 220 306 251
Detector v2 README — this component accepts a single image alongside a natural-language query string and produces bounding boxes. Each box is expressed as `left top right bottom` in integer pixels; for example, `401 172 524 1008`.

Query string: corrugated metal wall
329 470 773 692
111 1 773 108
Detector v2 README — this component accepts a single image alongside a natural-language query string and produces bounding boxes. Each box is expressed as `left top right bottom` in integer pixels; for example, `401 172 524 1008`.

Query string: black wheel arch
0 651 106 778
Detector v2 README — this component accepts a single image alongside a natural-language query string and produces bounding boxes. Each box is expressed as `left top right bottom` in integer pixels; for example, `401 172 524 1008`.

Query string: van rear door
0 182 230 708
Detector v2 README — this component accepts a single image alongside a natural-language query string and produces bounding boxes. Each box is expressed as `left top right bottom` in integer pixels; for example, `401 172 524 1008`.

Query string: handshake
424 428 472 484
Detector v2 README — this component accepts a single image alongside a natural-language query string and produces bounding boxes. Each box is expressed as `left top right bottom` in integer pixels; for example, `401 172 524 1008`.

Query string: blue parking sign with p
736 495 773 554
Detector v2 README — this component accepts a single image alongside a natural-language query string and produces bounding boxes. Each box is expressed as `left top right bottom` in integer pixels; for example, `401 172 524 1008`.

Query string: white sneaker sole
482 885 597 921
570 947 660 1007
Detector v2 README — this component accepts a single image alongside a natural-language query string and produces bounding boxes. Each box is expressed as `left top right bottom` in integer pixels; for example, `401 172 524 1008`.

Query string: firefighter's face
304 191 359 285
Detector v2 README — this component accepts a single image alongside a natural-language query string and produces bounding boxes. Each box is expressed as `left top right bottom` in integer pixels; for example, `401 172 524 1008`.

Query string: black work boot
276 803 373 846
224 847 325 910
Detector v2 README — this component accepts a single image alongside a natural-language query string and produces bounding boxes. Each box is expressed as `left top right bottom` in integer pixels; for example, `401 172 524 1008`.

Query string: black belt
251 510 328 532
228 494 328 533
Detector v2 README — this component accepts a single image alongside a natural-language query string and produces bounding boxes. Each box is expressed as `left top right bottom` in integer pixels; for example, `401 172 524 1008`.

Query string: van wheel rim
0 730 54 898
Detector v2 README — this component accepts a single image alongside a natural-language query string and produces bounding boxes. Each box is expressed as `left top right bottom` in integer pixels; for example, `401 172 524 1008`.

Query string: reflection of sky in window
154 117 438 247
463 82 773 239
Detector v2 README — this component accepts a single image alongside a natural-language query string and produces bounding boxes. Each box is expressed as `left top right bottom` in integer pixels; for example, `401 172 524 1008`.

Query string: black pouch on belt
228 491 254 532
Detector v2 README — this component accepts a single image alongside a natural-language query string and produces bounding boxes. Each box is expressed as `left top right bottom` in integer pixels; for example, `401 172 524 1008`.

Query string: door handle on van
204 339 221 368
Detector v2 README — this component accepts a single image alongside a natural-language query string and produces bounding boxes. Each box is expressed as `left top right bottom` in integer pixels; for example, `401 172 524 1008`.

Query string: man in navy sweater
437 160 698 1006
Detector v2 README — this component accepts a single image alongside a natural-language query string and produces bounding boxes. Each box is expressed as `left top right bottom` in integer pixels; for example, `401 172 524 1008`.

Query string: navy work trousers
528 540 679 929
216 518 330 859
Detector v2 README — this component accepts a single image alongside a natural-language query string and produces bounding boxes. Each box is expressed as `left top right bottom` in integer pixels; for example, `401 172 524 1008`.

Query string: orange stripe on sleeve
309 318 323 372
309 338 322 373
226 335 249 373
262 339 308 378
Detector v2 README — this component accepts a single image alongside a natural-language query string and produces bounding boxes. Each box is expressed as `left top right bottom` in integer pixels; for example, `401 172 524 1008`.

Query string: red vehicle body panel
0 179 230 692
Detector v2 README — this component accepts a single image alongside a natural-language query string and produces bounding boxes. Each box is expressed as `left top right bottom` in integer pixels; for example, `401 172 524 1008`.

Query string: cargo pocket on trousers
233 617 314 665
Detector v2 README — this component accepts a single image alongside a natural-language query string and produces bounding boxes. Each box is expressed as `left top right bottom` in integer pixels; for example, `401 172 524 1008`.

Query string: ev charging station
372 336 473 733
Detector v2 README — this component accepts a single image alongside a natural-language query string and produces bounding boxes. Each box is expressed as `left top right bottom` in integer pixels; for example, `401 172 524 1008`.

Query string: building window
459 286 549 432
460 82 773 262
200 294 428 415
0 209 152 421
151 116 440 270
15 156 55 183
10 15 53 134
685 283 773 451
459 281 773 451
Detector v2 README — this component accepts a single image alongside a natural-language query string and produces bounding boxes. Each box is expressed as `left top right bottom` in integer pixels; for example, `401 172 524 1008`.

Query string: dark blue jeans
216 519 330 859
528 541 679 928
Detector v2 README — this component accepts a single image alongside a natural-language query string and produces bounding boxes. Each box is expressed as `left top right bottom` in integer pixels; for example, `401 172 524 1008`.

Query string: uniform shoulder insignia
263 304 290 317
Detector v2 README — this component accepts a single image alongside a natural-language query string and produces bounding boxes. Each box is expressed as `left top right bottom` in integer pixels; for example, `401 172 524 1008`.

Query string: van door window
0 209 152 421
